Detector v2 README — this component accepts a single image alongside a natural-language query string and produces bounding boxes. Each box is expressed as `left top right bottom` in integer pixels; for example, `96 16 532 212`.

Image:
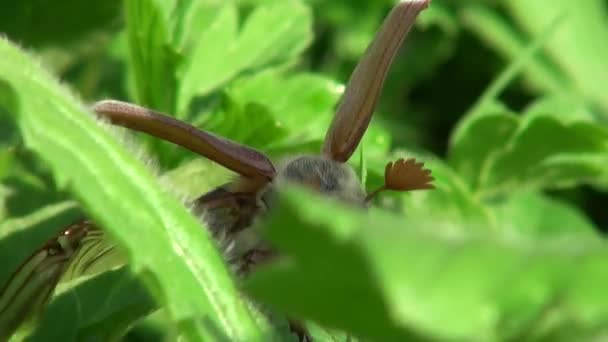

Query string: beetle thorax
271 155 366 205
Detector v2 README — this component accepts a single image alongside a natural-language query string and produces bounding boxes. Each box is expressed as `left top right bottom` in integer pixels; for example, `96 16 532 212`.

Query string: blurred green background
1 0 608 340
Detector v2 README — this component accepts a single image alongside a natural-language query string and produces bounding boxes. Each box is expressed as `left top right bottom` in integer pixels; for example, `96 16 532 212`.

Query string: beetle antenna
365 158 434 203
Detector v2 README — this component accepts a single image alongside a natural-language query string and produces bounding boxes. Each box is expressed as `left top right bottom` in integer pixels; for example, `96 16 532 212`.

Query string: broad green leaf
524 96 599 122
0 37 263 340
228 70 340 135
449 9 576 191
395 153 496 233
479 112 608 197
169 0 225 54
215 69 342 147
452 101 608 198
28 267 156 341
201 94 289 150
448 108 519 190
247 188 608 341
177 0 312 114
236 1 311 70
176 2 237 115
449 21 608 196
491 191 598 239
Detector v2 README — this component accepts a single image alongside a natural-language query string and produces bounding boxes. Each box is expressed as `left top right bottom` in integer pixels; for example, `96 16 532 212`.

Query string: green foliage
0 0 122 48
176 1 312 115
451 101 608 197
1 0 608 340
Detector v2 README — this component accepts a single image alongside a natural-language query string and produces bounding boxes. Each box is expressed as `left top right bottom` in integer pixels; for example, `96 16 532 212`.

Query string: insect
0 0 432 339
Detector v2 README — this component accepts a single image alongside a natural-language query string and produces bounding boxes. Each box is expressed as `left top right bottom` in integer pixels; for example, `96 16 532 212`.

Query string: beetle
0 0 432 339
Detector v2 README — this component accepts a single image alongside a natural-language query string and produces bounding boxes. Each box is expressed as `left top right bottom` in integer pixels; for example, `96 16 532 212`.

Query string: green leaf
28 267 156 341
491 191 598 239
217 69 342 147
451 98 608 197
504 0 608 114
524 96 599 122
395 154 496 233
460 5 569 96
479 111 608 197
448 107 519 190
160 158 233 202
0 37 263 340
177 0 313 114
449 10 581 192
201 94 289 150
246 187 608 341
125 0 180 112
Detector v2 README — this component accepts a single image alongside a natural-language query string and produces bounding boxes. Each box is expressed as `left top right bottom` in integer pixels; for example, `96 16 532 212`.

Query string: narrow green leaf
451 8 566 150
504 0 608 113
358 143 367 189
0 201 77 239
0 37 263 340
460 5 569 96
